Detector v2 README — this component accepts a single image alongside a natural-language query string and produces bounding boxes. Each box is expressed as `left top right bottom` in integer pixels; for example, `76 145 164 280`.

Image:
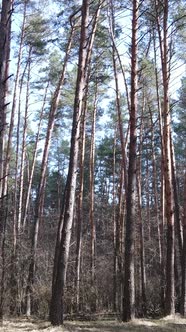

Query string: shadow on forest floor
65 317 186 332
1 316 186 332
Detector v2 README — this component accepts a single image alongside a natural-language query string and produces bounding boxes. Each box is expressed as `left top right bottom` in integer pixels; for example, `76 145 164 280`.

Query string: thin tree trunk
2 0 27 202
159 0 175 315
149 107 162 265
7 60 29 316
22 82 49 230
0 0 13 198
6 6 27 311
110 0 127 192
112 129 118 312
181 173 186 316
75 106 86 312
117 165 124 312
170 132 182 310
49 1 90 325
89 82 98 312
17 47 32 231
153 27 166 309
170 133 183 263
75 1 102 311
122 0 138 322
136 101 146 316
25 25 75 316
0 198 8 320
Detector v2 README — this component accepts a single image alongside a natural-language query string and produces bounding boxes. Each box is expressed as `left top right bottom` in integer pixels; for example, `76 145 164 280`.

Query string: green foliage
25 14 50 55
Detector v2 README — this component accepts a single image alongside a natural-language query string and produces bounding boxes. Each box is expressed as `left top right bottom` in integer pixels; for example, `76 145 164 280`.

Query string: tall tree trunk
75 2 102 311
153 28 166 308
109 11 129 303
145 159 151 242
89 82 98 312
49 1 89 325
117 165 124 312
122 0 138 322
181 173 186 316
0 198 8 320
0 1 13 320
112 129 118 312
109 4 129 310
149 106 162 266
75 106 86 312
0 0 13 199
17 47 32 231
110 0 127 192
4 6 27 312
136 101 146 316
170 133 183 264
159 0 175 315
170 133 182 310
22 82 49 230
25 25 75 316
7 60 28 315
2 0 27 202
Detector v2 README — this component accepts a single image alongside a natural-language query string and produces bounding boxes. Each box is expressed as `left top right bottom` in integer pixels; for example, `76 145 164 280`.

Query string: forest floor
1 315 186 332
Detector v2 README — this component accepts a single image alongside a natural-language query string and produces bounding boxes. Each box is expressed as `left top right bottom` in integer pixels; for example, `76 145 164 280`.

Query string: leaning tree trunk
49 0 89 325
122 0 138 322
25 25 75 316
17 47 32 231
22 82 49 231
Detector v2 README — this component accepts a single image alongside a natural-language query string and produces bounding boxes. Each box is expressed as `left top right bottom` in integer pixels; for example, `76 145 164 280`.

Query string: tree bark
25 25 75 316
0 0 13 199
112 129 118 312
122 0 138 322
0 1 13 320
153 28 166 308
89 82 98 312
49 1 89 325
159 0 175 315
22 82 49 230
17 47 32 231
136 102 146 316
75 106 86 312
75 2 102 311
181 173 186 316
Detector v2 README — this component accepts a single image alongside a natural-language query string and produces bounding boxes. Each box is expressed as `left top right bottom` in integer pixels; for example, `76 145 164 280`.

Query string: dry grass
0 315 186 332
0 318 67 332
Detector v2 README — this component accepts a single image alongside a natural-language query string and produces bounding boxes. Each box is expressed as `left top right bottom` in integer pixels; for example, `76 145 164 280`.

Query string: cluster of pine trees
0 0 186 326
